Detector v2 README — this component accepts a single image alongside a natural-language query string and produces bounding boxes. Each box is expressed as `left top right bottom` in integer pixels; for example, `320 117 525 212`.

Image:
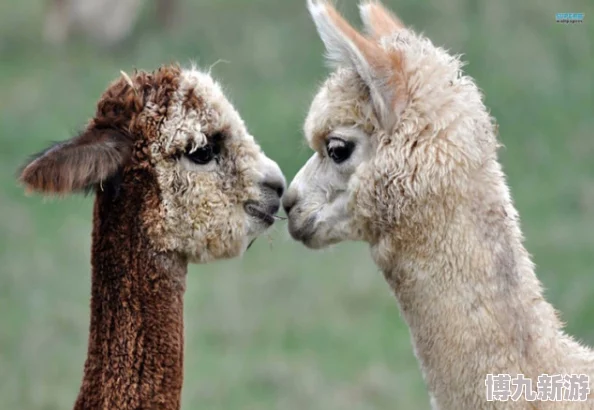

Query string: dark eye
186 143 219 165
326 139 355 164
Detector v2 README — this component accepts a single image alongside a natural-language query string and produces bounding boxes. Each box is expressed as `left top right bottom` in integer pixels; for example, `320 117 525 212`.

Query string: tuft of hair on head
120 70 138 96
306 0 408 130
207 59 231 76
18 128 133 196
358 0 404 39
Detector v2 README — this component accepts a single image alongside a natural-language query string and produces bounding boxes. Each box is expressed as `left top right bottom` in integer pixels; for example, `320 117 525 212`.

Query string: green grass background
0 0 592 408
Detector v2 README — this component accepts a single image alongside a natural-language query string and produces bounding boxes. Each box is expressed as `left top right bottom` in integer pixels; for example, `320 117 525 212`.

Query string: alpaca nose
260 156 286 198
263 177 285 198
282 191 296 215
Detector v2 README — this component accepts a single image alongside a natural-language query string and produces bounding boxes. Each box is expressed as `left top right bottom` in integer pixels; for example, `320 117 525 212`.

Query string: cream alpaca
19 65 285 409
284 1 594 409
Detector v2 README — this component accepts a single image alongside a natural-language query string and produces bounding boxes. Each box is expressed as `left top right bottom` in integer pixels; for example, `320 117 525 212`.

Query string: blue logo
556 13 584 23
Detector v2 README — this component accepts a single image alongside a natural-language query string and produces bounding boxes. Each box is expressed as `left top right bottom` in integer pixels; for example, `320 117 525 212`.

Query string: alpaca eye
186 144 219 165
327 139 355 164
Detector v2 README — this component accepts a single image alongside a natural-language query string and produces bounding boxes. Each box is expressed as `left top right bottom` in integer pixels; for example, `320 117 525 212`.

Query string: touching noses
282 190 296 215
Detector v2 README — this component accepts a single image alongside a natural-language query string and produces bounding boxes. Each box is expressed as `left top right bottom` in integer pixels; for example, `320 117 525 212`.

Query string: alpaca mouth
287 214 316 244
244 200 283 226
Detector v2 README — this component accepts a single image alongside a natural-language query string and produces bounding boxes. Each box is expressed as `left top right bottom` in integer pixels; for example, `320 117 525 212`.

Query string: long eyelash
188 141 200 154
186 132 222 155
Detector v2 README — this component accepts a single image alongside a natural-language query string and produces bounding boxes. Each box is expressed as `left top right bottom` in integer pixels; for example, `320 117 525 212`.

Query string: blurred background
0 0 592 408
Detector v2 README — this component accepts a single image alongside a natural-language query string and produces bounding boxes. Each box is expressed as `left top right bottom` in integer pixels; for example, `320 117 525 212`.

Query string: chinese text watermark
486 374 590 402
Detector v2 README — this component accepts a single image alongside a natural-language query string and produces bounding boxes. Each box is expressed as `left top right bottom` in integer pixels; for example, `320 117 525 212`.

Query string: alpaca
43 0 175 47
283 1 594 408
19 65 285 410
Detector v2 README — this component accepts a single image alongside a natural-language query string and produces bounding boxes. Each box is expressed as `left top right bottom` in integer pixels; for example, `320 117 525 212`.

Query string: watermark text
486 374 590 402
556 13 584 23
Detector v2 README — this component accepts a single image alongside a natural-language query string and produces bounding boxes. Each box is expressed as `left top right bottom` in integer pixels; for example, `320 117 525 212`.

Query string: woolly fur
285 2 594 409
144 68 269 262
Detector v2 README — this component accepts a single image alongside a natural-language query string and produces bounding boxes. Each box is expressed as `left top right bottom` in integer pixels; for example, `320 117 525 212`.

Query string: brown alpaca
284 1 594 409
19 65 285 409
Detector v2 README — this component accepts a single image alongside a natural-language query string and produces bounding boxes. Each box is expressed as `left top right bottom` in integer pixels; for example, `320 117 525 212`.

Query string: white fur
287 2 594 408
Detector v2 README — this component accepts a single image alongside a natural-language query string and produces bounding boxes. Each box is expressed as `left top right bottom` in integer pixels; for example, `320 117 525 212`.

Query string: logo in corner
556 13 584 23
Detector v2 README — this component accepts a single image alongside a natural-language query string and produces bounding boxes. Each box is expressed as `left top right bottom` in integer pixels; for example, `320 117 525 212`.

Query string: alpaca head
20 65 285 262
284 0 499 250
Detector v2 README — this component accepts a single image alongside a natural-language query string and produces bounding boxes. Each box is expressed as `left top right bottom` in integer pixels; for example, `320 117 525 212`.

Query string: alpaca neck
373 181 593 407
74 175 187 410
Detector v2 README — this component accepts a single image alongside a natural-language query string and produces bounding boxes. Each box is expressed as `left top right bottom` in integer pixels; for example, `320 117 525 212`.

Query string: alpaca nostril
263 179 285 198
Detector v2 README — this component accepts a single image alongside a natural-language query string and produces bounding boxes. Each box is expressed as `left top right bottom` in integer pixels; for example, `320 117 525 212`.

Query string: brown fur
20 66 181 196
74 169 186 410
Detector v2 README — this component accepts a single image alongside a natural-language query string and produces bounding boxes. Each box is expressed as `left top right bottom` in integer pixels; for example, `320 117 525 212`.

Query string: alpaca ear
18 128 133 195
307 0 406 129
359 0 404 40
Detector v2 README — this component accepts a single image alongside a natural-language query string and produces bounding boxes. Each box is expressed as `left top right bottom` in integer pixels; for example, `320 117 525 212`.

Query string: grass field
0 0 592 408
